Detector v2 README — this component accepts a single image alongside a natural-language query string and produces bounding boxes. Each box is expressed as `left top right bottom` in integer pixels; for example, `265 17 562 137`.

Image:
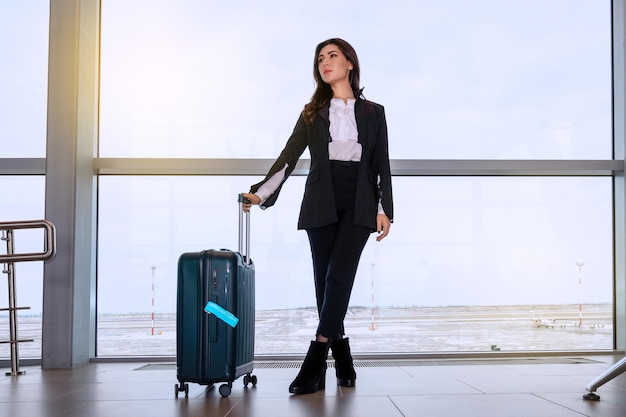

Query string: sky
0 0 615 316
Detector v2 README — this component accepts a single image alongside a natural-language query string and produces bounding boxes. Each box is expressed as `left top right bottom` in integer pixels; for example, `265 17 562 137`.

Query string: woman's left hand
376 214 391 241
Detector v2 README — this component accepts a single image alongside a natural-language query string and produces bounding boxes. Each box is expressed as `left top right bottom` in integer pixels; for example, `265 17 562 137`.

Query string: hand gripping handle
237 194 251 265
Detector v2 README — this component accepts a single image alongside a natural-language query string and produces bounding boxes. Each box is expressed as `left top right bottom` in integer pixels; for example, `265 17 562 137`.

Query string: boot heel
318 367 326 390
337 376 355 387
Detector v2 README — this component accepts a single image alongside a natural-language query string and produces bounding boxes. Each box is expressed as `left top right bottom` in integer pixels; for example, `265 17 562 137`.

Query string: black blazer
250 98 393 231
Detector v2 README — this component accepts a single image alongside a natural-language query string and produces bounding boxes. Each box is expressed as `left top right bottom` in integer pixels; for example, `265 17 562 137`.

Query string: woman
241 38 393 395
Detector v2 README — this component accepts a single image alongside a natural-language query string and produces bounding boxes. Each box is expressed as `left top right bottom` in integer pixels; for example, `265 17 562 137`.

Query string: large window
99 0 611 159
97 176 613 355
0 177 46 359
0 0 49 361
0 2 49 157
2 0 613 360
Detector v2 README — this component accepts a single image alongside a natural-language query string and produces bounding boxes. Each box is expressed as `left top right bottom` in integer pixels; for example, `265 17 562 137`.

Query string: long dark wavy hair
303 38 364 124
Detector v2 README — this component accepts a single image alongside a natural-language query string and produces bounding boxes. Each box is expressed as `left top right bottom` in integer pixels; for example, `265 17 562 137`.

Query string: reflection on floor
1 354 626 417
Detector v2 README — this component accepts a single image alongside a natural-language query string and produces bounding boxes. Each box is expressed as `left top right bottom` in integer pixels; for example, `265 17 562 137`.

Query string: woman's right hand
240 193 261 212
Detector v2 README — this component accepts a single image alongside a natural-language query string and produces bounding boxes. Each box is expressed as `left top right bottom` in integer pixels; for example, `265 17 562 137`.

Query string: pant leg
306 208 371 339
307 222 336 316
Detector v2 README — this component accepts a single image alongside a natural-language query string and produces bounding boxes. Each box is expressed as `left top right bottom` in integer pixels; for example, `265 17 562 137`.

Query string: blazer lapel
320 103 329 122
319 103 330 141
355 99 368 148
312 103 331 160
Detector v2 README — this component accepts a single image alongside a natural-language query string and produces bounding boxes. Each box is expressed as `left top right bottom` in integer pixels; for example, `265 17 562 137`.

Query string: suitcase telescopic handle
237 194 251 265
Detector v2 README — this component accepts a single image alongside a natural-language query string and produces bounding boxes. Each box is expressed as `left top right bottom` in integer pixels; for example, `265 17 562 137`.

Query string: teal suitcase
175 196 256 397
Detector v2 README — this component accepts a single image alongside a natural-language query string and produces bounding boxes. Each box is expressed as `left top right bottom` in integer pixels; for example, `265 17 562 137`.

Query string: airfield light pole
150 266 156 336
577 262 585 327
369 262 376 331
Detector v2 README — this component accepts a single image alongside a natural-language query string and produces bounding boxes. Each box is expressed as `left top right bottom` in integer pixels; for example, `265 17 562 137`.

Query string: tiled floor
1 355 626 417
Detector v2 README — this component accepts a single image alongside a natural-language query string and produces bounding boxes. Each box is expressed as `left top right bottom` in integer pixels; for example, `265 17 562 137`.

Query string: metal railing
0 220 56 376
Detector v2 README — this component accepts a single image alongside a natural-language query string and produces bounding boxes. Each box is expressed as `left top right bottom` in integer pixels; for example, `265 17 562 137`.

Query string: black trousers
305 161 371 339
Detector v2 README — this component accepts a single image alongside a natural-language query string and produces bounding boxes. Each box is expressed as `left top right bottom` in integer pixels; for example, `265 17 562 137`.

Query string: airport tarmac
0 303 612 359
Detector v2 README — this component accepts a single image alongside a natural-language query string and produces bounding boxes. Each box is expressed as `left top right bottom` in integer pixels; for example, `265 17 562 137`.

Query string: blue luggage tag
204 301 239 328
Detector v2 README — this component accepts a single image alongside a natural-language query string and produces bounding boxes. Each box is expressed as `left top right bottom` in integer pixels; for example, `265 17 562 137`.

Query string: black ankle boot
288 341 328 395
331 337 356 387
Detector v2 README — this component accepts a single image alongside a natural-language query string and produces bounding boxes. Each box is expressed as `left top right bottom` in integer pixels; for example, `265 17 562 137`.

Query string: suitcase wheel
174 382 189 398
243 373 257 388
219 382 232 397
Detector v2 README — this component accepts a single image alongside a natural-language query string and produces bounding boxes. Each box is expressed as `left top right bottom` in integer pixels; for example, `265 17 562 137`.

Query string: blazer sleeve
374 106 394 222
250 111 309 209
